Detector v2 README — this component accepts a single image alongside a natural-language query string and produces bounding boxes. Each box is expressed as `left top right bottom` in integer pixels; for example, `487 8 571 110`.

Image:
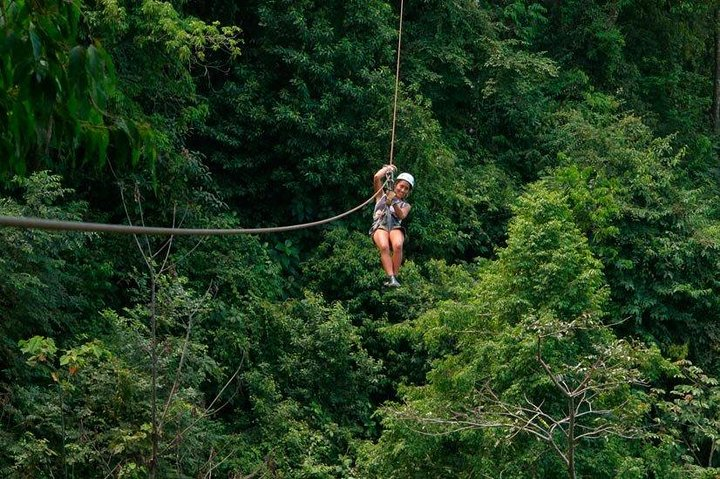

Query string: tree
0 172 95 374
5 263 250 478
653 359 720 473
195 0 397 225
401 313 654 479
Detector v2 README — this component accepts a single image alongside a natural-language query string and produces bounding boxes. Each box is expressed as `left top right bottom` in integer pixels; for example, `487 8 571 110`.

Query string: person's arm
373 165 396 202
389 200 411 220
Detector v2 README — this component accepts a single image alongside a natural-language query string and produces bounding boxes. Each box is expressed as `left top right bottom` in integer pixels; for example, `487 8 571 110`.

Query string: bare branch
537 339 570 397
159 281 215 425
159 351 247 457
119 185 153 270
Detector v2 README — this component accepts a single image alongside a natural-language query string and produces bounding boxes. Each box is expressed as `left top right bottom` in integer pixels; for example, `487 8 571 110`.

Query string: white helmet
396 172 415 189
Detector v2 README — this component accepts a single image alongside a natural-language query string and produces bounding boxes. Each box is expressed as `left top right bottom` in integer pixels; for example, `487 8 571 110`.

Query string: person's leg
389 229 405 276
373 229 394 276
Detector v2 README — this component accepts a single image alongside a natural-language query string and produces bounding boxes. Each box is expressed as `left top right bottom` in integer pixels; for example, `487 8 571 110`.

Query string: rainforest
2 1 720 478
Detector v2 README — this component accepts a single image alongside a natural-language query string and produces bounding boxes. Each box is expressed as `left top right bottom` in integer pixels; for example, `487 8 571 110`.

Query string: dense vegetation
2 0 720 477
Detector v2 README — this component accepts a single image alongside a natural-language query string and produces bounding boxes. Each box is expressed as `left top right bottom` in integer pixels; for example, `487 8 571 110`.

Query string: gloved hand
385 191 396 206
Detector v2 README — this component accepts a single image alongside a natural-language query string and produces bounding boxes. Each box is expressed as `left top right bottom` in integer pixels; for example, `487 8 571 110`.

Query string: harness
369 194 407 235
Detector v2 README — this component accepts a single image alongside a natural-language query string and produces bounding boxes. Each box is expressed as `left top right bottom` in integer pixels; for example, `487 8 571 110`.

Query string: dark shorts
369 222 407 242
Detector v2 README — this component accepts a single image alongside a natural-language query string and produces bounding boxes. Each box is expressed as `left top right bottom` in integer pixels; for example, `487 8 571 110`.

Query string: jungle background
3 0 720 477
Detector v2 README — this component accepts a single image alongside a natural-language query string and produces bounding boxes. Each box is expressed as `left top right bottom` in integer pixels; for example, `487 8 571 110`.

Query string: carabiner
385 167 395 190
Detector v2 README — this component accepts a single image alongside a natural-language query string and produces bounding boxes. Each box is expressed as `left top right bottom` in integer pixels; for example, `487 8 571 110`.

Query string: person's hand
385 191 396 205
375 165 397 178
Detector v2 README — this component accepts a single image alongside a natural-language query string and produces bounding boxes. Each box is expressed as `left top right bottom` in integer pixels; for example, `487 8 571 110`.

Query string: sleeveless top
369 193 409 234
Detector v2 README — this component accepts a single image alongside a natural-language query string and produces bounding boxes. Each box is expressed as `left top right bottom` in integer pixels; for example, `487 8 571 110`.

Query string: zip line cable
0 186 385 235
0 2 408 237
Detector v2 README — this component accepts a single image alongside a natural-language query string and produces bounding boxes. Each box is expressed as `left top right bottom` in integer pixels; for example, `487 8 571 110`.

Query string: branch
158 350 247 457
156 205 176 275
119 184 153 269
537 338 571 397
575 424 628 441
159 281 214 425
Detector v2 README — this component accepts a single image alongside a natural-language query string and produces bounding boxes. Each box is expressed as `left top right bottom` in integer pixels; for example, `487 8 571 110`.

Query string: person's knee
378 244 392 254
390 240 404 253
374 239 391 254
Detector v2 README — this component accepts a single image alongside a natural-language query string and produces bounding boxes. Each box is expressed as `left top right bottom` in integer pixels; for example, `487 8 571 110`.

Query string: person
369 164 414 287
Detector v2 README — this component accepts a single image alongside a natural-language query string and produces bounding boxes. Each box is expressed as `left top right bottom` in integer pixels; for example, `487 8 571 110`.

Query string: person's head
394 172 414 198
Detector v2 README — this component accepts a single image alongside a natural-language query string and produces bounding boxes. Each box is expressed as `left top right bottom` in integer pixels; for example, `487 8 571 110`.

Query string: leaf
18 336 57 358
86 44 100 76
29 24 41 62
97 129 109 167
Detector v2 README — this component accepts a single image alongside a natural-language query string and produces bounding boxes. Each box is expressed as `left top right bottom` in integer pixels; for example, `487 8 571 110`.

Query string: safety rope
0 185 385 236
379 0 407 237
387 0 405 170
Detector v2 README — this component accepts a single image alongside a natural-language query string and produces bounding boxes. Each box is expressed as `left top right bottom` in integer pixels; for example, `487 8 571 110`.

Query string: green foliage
198 0 395 221
201 289 383 477
538 0 626 86
83 0 241 142
6 334 150 478
134 0 241 64
18 336 58 365
494 185 607 320
544 101 720 370
3 270 247 478
615 0 716 135
303 227 475 317
400 0 493 153
653 360 720 470
0 172 97 374
0 0 156 176
3 0 720 477
358 183 665 478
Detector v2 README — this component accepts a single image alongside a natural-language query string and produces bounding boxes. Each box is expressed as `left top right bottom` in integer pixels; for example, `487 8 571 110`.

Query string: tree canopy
2 0 720 477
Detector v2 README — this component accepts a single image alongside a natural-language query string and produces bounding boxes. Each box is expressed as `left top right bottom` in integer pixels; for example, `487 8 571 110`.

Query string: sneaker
384 276 401 288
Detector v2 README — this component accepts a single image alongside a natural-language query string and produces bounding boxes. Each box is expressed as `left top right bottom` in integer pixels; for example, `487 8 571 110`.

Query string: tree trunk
149 271 158 479
567 396 576 479
713 7 720 133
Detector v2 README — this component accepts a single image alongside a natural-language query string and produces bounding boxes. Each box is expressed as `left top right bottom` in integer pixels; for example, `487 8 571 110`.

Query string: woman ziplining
367 0 413 288
369 165 414 288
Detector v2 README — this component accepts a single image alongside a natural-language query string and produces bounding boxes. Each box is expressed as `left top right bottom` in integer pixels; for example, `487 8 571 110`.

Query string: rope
387 0 405 168
0 186 385 236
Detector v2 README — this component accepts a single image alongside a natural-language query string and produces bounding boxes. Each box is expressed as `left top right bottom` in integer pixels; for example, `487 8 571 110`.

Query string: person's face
394 180 412 199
